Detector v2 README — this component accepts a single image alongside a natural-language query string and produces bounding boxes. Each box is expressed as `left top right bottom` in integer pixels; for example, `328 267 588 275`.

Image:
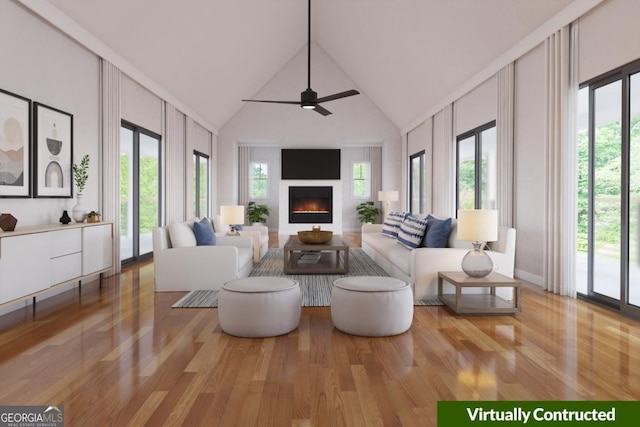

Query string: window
409 151 425 212
251 162 268 198
577 58 640 316
456 121 497 210
193 151 209 218
120 121 161 265
352 162 370 198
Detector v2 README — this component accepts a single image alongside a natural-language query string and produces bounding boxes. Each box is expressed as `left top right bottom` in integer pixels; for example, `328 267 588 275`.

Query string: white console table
0 222 113 306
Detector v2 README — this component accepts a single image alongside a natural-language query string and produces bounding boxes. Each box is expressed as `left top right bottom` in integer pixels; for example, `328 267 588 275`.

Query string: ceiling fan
242 0 359 116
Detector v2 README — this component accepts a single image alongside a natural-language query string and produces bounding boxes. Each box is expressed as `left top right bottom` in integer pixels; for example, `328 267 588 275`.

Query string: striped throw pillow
397 214 429 249
381 211 407 238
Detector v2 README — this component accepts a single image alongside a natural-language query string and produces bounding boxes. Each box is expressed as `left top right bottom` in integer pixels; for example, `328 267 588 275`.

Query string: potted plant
356 201 380 224
246 201 270 225
86 210 101 223
72 154 90 222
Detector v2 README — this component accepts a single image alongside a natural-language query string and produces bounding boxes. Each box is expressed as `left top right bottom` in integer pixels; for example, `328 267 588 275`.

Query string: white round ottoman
218 277 301 338
331 276 413 337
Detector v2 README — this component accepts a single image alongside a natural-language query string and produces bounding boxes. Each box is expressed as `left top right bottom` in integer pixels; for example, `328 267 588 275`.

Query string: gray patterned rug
172 248 443 308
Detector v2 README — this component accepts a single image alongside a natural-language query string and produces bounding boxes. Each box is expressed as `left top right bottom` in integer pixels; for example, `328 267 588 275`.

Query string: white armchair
212 215 269 261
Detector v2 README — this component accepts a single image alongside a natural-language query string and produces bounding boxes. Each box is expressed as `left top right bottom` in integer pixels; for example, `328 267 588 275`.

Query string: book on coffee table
298 251 321 264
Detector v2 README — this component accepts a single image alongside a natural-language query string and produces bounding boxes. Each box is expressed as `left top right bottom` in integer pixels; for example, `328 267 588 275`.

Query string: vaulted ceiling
46 0 575 131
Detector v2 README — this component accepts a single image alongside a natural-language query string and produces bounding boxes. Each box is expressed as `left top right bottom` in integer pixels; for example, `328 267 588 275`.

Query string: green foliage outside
251 163 268 198
192 155 209 217
120 154 159 236
577 115 640 264
353 163 367 198
458 158 487 209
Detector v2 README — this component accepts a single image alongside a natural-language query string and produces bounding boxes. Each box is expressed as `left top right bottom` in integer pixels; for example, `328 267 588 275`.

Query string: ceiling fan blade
313 105 332 116
242 99 301 105
316 89 360 104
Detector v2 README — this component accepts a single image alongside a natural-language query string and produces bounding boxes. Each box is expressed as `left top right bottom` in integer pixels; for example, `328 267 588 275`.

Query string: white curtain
164 102 184 224
543 23 578 297
238 145 251 209
497 63 515 228
443 104 455 217
101 59 121 276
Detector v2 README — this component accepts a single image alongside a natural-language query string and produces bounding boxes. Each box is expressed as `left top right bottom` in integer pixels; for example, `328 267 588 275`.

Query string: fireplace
289 186 332 224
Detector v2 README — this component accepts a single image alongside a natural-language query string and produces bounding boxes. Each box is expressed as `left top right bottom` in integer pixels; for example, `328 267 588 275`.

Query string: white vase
72 194 88 222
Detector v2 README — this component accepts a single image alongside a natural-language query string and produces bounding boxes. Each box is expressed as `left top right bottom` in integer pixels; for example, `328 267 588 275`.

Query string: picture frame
0 88 31 198
34 102 73 198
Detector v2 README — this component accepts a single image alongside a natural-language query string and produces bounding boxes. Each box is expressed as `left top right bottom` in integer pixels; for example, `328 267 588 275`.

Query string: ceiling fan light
302 104 316 110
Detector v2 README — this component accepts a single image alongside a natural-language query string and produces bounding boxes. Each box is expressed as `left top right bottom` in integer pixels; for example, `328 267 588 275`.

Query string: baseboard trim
515 269 544 287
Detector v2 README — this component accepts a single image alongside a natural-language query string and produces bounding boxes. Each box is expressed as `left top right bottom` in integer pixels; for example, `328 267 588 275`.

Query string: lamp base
461 242 493 278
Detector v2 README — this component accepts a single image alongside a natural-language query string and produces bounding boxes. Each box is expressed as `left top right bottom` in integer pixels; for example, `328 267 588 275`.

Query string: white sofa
361 219 516 300
212 215 269 261
152 219 254 292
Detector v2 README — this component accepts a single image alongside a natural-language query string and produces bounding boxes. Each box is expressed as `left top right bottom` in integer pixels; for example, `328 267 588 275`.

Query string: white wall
121 76 162 135
454 76 497 135
218 43 400 231
578 0 640 83
0 0 100 226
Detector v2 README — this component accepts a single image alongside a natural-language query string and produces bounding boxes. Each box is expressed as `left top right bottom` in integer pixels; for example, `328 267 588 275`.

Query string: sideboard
0 222 113 306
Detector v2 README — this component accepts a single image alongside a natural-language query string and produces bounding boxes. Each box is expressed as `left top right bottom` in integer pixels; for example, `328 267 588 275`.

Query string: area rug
172 248 443 308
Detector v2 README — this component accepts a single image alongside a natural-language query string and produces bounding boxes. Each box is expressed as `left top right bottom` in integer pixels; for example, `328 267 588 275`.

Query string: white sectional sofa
152 219 254 292
361 218 516 300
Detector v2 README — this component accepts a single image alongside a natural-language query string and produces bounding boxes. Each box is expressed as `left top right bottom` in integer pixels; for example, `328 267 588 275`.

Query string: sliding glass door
577 59 640 317
120 121 161 265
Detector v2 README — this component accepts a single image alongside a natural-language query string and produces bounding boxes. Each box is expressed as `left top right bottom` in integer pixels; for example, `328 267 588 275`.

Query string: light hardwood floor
0 233 639 426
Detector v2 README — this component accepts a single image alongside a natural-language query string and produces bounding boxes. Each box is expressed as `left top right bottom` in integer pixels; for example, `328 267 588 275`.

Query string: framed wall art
34 102 73 198
0 88 31 198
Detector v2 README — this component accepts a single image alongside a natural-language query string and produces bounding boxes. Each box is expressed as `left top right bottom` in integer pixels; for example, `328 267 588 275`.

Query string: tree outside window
251 162 268 198
353 162 370 198
193 151 209 217
456 121 496 210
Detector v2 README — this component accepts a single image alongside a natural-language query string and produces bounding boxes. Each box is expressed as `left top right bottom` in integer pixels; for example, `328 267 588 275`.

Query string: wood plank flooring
0 232 639 426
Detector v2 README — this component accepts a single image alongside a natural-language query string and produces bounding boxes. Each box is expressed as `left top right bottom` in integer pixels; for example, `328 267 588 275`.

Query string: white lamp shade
457 209 498 242
220 205 245 225
378 190 399 202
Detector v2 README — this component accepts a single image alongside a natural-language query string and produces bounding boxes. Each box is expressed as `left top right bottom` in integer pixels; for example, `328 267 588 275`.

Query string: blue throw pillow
193 218 216 246
234 224 244 231
397 214 428 249
422 215 452 248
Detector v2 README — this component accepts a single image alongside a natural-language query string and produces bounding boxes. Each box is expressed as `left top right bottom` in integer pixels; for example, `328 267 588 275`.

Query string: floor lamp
378 190 399 218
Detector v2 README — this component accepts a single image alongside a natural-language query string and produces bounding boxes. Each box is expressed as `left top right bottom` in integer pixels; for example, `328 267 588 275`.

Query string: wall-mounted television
281 149 341 180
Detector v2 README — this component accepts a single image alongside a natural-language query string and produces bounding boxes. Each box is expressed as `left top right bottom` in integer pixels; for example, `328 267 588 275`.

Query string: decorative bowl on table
297 230 333 244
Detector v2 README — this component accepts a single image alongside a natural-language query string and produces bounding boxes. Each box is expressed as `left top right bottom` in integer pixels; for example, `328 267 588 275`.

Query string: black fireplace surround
289 186 333 224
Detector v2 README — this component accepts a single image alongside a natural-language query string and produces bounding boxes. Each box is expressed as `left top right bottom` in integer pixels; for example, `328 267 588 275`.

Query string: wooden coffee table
283 235 349 274
437 271 521 315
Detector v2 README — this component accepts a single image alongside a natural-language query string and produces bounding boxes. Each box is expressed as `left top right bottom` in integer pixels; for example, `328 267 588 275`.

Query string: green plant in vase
356 201 380 224
246 201 270 224
72 154 90 222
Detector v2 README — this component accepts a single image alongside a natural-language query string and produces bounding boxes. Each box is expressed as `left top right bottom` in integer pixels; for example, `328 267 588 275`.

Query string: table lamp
457 209 498 277
378 190 399 218
220 205 245 235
